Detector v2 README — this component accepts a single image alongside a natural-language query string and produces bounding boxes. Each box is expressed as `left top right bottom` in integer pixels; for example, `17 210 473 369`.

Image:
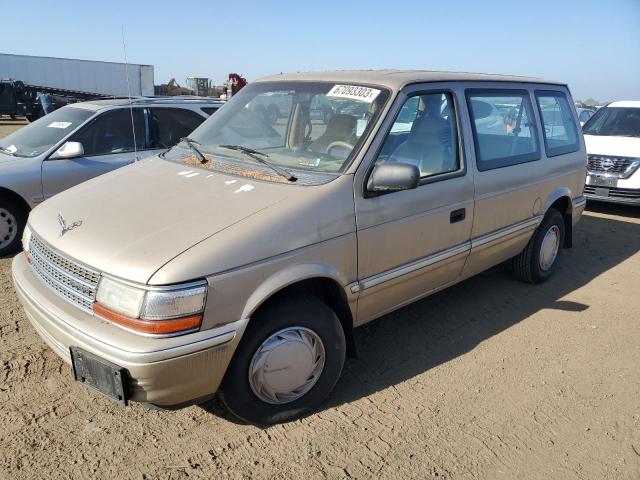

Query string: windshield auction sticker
327 85 381 103
47 122 72 129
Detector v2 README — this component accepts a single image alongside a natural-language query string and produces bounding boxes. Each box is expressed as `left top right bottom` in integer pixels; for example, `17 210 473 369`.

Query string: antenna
121 26 138 161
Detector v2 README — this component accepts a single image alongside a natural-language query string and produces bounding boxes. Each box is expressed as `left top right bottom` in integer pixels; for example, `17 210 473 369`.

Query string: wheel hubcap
539 225 560 271
0 208 17 250
248 327 325 405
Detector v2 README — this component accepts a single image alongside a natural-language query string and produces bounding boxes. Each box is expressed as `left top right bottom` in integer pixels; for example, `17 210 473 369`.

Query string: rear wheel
0 198 27 257
512 209 565 284
220 296 346 425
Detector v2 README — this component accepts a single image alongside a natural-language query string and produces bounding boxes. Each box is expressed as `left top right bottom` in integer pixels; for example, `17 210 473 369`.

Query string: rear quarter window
535 90 580 157
466 89 540 171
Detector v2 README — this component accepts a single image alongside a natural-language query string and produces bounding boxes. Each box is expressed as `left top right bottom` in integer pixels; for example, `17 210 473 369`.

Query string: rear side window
201 107 219 116
466 90 539 171
535 91 579 157
149 108 205 148
70 108 145 156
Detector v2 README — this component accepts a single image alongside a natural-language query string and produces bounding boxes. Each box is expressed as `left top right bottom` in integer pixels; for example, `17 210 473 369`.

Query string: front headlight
94 276 208 336
95 277 146 318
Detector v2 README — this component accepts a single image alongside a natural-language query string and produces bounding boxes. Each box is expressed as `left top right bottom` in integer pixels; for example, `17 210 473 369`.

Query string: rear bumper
11 254 247 407
572 195 587 224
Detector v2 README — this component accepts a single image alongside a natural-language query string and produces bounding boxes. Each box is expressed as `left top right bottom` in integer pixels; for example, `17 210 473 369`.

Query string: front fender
0 156 43 208
200 232 358 331
241 262 348 319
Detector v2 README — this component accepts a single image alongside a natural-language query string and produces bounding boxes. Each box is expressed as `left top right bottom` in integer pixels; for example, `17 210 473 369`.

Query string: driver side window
375 92 459 179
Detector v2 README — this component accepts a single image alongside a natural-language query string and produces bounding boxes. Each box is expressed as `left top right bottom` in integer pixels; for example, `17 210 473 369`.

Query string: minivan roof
255 69 565 90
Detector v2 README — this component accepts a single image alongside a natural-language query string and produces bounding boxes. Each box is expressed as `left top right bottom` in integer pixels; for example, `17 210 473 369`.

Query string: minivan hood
584 134 640 157
28 157 293 284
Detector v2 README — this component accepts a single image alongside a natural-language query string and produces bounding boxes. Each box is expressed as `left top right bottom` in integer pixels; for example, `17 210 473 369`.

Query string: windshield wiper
219 144 297 182
179 137 207 164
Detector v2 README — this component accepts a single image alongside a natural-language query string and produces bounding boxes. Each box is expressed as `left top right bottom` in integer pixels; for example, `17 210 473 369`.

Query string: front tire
0 198 27 257
220 296 346 425
512 209 565 284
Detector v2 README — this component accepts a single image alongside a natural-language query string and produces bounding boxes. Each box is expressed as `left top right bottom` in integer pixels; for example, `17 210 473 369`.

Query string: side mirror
51 141 84 159
368 161 420 193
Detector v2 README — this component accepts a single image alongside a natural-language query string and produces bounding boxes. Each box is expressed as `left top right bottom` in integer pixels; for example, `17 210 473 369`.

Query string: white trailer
0 53 154 97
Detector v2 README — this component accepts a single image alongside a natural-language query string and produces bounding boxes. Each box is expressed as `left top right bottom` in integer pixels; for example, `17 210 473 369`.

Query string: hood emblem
58 213 82 237
601 158 615 171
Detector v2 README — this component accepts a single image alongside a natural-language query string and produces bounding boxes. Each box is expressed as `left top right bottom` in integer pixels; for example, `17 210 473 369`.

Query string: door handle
450 208 466 223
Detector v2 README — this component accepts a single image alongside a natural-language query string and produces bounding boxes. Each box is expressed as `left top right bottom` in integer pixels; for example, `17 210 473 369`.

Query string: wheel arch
0 186 31 217
542 188 573 248
241 264 357 358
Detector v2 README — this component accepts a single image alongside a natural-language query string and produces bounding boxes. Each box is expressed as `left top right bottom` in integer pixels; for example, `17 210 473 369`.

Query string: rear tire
220 296 346 425
0 198 27 257
512 209 565 284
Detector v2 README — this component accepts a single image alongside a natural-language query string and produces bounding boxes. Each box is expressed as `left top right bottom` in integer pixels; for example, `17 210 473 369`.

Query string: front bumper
11 254 247 407
584 185 640 205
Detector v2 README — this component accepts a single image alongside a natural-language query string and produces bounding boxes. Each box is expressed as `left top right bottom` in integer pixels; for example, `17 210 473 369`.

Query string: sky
2 0 639 102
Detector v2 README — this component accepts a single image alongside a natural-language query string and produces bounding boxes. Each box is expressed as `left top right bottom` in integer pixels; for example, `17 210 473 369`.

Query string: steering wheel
326 141 355 159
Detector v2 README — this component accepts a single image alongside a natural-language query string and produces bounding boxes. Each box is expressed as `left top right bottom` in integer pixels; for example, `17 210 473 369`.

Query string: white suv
583 101 640 205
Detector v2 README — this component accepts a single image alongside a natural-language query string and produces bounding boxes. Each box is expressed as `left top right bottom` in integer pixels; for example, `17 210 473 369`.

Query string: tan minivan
12 71 587 424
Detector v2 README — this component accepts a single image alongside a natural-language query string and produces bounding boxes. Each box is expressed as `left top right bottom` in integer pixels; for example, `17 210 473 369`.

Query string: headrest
408 114 444 141
325 114 356 136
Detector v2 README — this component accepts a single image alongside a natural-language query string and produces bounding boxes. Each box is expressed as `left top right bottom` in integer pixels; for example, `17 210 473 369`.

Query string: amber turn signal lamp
93 303 202 335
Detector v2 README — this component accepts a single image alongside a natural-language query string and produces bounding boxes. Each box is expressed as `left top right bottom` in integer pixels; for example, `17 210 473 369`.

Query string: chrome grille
29 233 100 313
587 155 637 177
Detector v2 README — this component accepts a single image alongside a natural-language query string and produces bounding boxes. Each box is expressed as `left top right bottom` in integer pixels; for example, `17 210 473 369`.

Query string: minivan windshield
168 81 389 174
582 107 640 137
0 106 94 157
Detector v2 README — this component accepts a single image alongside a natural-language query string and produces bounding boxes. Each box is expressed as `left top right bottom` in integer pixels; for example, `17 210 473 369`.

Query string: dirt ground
1 117 639 479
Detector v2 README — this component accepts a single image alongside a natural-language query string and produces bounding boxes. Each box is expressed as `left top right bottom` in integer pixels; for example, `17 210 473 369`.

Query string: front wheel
0 198 27 257
220 296 346 425
512 209 565 284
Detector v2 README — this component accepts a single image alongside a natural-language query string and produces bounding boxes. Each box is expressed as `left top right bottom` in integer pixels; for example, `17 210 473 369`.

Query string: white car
470 99 507 135
576 107 595 126
583 101 640 205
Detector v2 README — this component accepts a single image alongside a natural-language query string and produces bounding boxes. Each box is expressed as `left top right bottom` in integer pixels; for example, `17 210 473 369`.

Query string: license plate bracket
70 347 128 405
587 174 618 188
